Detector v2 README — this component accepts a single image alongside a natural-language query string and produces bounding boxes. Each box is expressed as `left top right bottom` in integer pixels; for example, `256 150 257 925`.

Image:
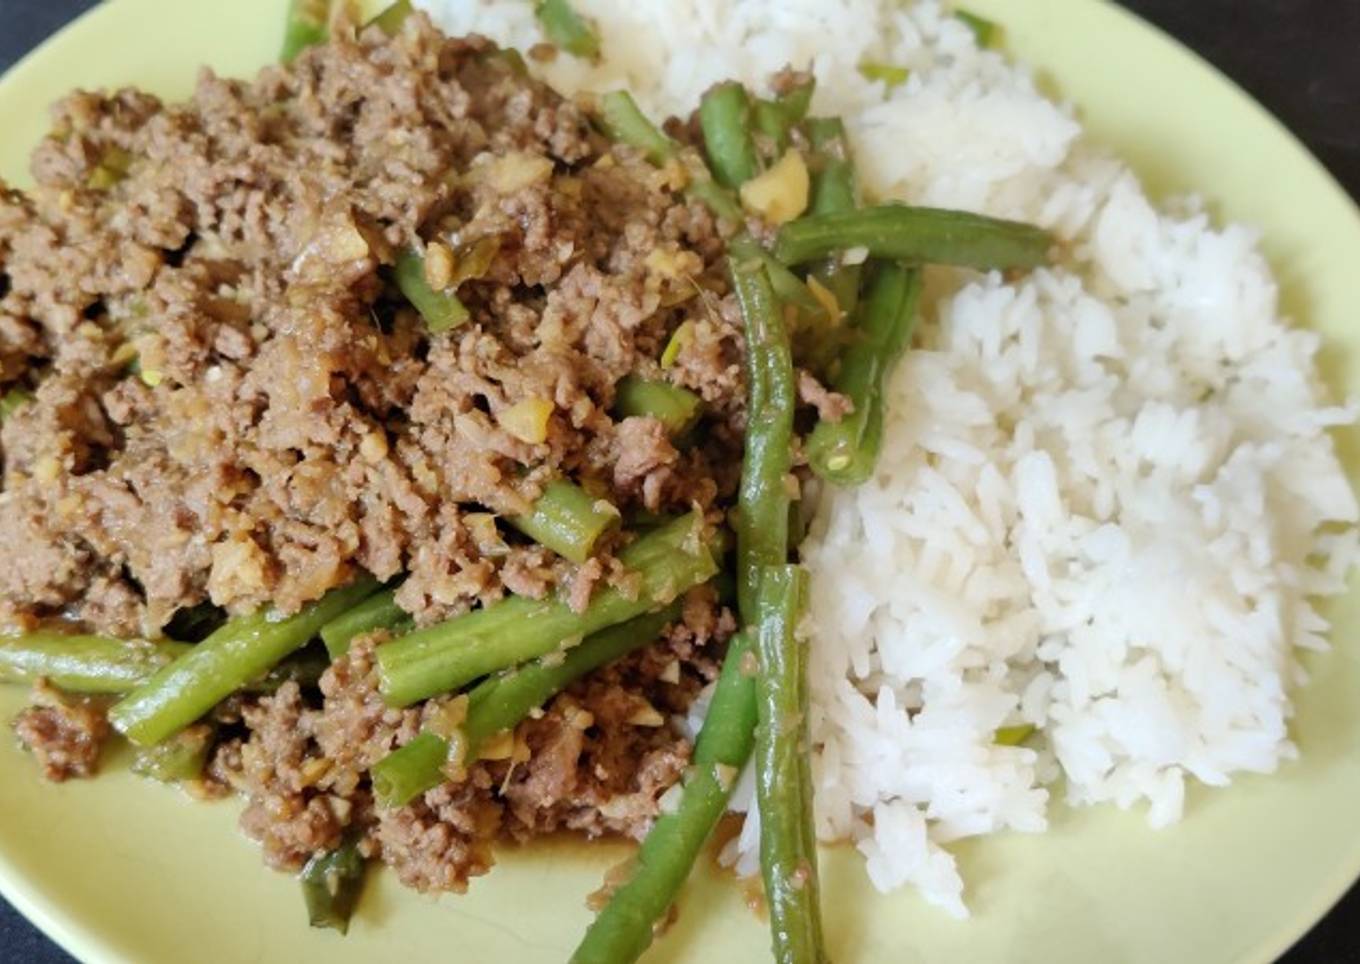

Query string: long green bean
700 82 761 189
596 91 743 223
730 230 839 378
753 564 824 964
300 835 367 934
131 723 215 783
729 257 796 622
459 605 675 744
507 479 619 564
109 578 381 746
774 204 1053 270
280 0 330 64
806 119 857 219
535 0 601 59
377 513 718 707
805 117 863 325
613 375 703 438
728 236 826 322
806 263 922 485
370 604 679 807
753 77 814 154
319 589 411 659
597 91 676 166
394 248 470 333
0 633 190 694
571 632 758 963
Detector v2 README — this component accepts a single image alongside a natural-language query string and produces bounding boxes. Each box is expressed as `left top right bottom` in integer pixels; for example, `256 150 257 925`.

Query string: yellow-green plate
2 1 1359 961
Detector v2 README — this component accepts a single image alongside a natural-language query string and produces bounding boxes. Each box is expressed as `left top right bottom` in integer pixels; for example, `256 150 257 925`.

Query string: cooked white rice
419 0 1360 917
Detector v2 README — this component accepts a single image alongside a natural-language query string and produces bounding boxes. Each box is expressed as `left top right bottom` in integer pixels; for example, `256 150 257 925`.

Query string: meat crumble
0 13 760 895
0 11 841 901
0 14 748 636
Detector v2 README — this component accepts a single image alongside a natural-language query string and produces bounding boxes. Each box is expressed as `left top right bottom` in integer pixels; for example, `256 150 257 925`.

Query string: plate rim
0 1 1357 962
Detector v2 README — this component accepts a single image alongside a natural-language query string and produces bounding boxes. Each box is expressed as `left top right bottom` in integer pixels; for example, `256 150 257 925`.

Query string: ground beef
11 679 110 781
797 368 853 423
0 12 784 905
0 13 745 635
206 585 733 889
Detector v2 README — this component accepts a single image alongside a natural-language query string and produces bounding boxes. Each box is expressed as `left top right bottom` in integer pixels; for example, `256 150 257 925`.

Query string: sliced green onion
660 321 695 369
535 0 601 60
858 62 910 88
994 724 1036 746
957 9 998 47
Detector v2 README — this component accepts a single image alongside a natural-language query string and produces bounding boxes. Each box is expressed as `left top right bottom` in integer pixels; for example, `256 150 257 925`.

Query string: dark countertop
1 1 1357 961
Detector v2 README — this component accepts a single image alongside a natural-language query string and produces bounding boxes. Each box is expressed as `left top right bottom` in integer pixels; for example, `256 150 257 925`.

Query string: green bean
394 248 470 333
459 605 676 745
729 256 796 622
773 204 1053 270
957 9 999 48
727 235 837 378
806 263 922 485
280 0 330 64
571 632 758 964
367 0 413 36
507 479 619 565
377 513 718 707
754 77 815 154
299 835 367 934
753 564 825 964
806 119 858 220
596 92 743 223
805 117 862 322
131 723 215 783
683 175 745 223
613 375 703 438
729 237 823 318
0 386 33 421
243 643 332 694
0 633 191 694
700 82 761 189
535 0 601 60
598 91 676 166
369 732 447 809
370 604 679 808
319 589 411 659
109 578 381 746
